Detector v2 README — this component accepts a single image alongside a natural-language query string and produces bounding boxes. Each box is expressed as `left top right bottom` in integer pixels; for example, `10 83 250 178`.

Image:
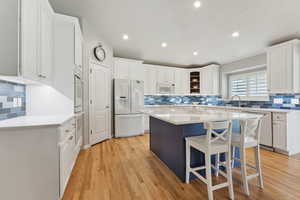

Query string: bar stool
185 121 234 200
231 118 264 196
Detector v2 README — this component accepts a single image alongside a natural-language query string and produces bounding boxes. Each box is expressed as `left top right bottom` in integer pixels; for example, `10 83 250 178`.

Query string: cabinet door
74 21 83 67
260 113 273 147
129 62 144 81
20 0 39 80
267 44 293 93
39 0 53 84
156 67 165 83
144 65 157 94
165 68 175 84
211 66 220 95
114 60 130 79
273 121 287 151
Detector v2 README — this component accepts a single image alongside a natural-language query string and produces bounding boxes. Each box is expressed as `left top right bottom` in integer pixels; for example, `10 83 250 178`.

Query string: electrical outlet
291 98 300 105
13 98 18 107
273 98 283 104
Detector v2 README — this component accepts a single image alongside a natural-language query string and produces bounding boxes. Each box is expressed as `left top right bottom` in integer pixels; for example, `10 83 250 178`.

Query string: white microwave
156 82 175 94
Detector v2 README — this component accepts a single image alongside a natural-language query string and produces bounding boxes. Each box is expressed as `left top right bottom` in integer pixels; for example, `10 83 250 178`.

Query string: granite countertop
142 107 262 125
144 104 298 113
0 114 74 129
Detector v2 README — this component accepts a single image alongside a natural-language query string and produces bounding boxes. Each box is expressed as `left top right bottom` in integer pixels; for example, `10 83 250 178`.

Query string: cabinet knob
69 135 74 140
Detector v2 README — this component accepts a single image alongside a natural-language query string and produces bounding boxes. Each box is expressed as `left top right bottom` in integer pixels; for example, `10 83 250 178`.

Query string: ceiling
49 0 300 67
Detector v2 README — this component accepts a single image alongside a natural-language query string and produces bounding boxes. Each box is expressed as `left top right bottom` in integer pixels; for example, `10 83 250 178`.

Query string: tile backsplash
144 94 300 110
0 81 26 120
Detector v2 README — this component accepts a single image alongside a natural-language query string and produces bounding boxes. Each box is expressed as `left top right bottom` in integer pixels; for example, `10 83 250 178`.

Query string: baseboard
83 144 91 149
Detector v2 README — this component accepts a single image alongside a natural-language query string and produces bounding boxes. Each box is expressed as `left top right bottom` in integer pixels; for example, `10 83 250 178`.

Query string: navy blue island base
149 116 240 182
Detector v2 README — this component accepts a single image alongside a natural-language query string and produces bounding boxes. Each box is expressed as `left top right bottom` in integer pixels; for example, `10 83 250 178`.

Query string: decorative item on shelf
192 102 200 105
93 43 106 62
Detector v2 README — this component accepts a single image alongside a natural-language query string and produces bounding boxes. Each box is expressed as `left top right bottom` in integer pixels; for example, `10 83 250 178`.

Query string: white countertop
145 104 298 113
142 107 263 125
0 114 74 129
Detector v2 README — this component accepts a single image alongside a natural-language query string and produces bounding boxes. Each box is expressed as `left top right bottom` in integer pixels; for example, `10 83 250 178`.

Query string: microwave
156 82 175 94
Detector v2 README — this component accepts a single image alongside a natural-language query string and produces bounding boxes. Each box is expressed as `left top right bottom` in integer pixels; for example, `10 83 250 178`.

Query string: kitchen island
143 106 262 182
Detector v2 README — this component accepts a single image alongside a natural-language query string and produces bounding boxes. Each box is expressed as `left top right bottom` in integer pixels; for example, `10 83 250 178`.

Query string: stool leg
215 153 220 176
231 146 236 168
205 153 213 200
241 148 250 196
255 146 264 188
226 152 234 200
185 142 191 184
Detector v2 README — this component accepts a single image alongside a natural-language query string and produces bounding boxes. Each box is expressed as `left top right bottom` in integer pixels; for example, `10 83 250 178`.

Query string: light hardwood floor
62 134 300 200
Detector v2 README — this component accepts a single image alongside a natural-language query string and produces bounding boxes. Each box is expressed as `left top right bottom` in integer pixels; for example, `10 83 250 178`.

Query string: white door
89 61 111 145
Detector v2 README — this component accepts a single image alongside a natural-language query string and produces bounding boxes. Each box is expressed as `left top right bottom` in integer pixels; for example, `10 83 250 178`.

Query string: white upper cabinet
156 66 175 84
38 0 54 84
0 0 55 84
20 0 40 81
144 64 158 95
74 20 83 68
200 65 220 95
175 68 189 94
114 58 144 81
53 14 82 100
267 39 300 94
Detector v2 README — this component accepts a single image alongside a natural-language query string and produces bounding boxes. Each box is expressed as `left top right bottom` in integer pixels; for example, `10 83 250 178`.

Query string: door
144 65 157 94
131 80 144 114
273 121 287 151
267 44 293 93
21 0 39 80
114 79 131 114
39 0 53 84
89 61 111 145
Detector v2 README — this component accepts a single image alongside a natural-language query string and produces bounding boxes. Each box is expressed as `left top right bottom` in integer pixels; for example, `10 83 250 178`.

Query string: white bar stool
231 118 264 196
185 121 234 200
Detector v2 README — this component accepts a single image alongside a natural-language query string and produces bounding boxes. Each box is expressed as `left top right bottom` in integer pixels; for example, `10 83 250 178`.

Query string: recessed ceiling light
161 42 168 48
193 1 202 8
232 31 240 38
123 34 129 40
193 51 198 56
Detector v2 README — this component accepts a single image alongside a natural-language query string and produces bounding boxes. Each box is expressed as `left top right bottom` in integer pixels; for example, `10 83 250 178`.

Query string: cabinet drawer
273 113 286 121
59 118 76 142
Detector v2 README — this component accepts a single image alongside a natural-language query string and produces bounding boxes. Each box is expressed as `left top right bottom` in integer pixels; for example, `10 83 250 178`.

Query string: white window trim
228 68 269 101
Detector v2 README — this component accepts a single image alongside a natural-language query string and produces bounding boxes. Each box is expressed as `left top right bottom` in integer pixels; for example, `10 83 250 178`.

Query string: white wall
81 19 114 147
26 84 73 116
220 53 267 98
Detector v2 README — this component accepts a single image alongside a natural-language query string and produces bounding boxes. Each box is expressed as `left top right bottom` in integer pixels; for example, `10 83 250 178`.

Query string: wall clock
93 44 106 62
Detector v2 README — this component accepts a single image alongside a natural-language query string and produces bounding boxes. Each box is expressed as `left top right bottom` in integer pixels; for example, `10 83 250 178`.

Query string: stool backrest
204 121 232 147
240 118 262 143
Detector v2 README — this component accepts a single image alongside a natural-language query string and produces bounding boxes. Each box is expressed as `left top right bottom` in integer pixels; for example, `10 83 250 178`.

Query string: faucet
231 95 241 108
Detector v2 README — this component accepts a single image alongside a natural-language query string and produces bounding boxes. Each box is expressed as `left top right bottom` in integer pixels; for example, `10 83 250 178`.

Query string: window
229 70 268 100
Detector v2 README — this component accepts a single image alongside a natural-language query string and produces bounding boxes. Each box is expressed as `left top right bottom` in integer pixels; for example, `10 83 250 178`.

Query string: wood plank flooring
62 134 300 200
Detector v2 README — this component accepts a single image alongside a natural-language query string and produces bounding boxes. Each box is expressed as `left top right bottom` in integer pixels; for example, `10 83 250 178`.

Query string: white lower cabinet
272 112 300 155
59 118 77 197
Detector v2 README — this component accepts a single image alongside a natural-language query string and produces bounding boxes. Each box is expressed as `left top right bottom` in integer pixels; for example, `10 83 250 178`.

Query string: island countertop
143 106 262 125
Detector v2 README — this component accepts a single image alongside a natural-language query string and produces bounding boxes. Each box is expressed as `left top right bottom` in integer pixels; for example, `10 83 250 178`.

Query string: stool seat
187 135 229 154
231 134 258 148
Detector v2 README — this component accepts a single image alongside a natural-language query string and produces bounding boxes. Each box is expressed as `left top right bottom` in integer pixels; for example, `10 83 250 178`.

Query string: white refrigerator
114 79 144 137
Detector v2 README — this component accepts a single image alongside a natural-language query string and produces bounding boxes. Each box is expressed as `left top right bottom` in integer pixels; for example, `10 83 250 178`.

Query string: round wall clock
94 44 106 62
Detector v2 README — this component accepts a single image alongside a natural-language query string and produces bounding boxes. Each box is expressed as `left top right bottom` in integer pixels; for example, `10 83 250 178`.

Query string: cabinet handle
69 135 74 140
65 129 70 133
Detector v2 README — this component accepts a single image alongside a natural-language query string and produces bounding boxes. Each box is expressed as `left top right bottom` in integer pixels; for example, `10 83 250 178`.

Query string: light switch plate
273 98 283 104
291 98 300 105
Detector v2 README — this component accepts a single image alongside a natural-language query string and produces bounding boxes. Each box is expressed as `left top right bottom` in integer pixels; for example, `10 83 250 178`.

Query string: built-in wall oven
74 73 83 113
